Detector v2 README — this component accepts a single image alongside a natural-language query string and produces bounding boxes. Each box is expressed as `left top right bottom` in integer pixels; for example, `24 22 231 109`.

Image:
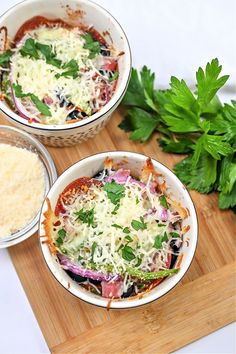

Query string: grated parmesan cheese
0 144 45 237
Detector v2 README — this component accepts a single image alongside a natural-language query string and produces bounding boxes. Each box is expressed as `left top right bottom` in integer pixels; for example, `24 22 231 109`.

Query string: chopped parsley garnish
123 227 130 234
153 232 168 249
56 59 79 79
109 71 119 82
91 241 98 260
74 207 95 227
111 223 123 229
170 231 180 238
56 228 66 245
20 38 39 59
135 257 142 267
159 195 169 209
0 50 13 66
13 83 52 116
131 216 147 231
103 181 125 205
121 245 136 261
81 33 101 59
125 235 132 242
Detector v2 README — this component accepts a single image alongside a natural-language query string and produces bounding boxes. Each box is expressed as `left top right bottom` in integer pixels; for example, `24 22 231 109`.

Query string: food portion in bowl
43 157 190 300
0 16 120 125
0 143 45 238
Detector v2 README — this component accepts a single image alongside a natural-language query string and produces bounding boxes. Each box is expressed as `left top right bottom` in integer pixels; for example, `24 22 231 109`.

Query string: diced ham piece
102 58 117 71
43 95 53 105
101 280 123 298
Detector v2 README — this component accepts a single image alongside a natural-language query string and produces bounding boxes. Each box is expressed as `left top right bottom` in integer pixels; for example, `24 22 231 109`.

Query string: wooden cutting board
1 111 235 354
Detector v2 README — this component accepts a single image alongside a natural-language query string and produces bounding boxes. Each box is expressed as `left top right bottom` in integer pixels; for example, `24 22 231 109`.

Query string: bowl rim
39 150 199 309
0 0 132 131
0 124 57 247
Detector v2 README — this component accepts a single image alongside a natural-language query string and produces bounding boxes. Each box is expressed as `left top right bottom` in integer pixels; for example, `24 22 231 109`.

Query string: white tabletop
0 1 235 353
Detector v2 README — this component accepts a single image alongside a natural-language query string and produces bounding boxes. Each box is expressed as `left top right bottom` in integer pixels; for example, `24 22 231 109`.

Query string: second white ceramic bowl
39 151 198 309
0 0 131 146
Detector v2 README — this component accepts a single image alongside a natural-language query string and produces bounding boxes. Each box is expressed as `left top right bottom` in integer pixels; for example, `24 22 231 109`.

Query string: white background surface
0 0 235 353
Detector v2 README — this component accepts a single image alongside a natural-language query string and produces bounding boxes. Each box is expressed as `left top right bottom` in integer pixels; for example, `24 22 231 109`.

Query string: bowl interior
0 0 131 130
39 151 198 309
0 125 57 247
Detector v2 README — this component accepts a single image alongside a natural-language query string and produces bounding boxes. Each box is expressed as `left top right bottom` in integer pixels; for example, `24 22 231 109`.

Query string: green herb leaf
20 38 39 59
109 71 119 82
91 241 98 260
103 181 125 205
123 227 130 234
121 245 136 261
57 229 66 238
170 231 180 238
159 136 194 154
135 257 142 267
153 232 168 249
125 235 133 242
74 207 95 226
0 50 13 66
196 58 229 110
111 204 120 215
111 223 123 229
81 33 100 59
119 107 158 142
131 216 147 231
159 195 168 209
12 83 51 116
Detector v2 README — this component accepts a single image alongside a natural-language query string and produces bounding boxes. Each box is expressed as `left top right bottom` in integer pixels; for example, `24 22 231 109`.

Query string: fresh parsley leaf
122 66 155 110
218 184 236 209
30 94 52 116
218 155 236 195
36 42 62 68
174 153 217 193
125 235 133 242
81 33 100 59
170 231 180 238
159 195 168 209
57 229 66 238
59 59 79 79
20 38 39 59
111 223 123 229
196 58 229 110
56 237 63 245
169 76 198 112
121 245 136 261
91 241 98 260
123 227 130 234
0 50 13 66
131 216 147 231
153 232 168 249
74 207 95 226
111 204 120 215
135 257 142 267
159 136 194 154
109 71 119 82
210 101 236 144
119 107 158 142
12 83 51 116
103 181 125 205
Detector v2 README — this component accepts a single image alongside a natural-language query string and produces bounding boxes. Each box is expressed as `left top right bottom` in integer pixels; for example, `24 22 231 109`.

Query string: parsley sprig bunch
119 59 236 211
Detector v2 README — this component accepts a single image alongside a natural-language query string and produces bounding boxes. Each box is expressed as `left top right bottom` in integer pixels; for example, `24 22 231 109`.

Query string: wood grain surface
1 110 236 354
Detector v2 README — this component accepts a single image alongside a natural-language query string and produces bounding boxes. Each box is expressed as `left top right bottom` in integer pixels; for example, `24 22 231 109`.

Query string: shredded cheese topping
11 26 119 124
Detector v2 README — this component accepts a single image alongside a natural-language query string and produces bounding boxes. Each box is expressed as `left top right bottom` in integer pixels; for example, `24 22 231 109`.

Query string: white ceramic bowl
0 0 131 147
39 151 198 309
0 125 57 248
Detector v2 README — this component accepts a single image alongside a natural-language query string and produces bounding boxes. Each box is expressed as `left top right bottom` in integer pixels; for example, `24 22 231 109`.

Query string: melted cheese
53 181 175 274
11 26 117 124
0 144 45 237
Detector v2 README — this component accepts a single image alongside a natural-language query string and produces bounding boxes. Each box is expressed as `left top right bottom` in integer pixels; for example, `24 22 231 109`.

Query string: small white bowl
39 151 198 309
0 0 131 147
0 125 57 248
